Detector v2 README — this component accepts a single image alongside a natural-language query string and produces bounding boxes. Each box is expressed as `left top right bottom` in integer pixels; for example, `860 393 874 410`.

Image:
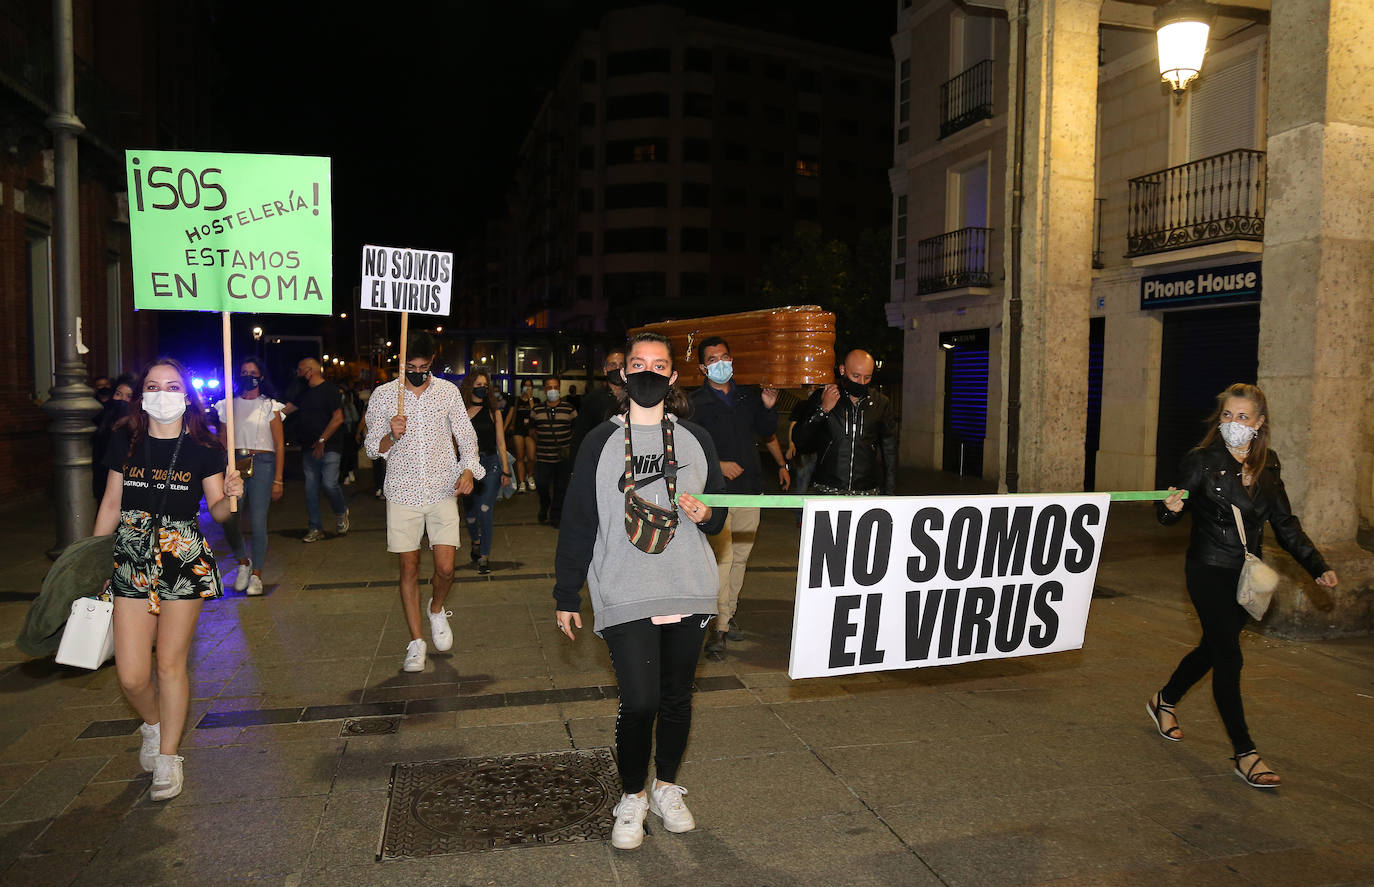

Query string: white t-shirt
214 396 285 452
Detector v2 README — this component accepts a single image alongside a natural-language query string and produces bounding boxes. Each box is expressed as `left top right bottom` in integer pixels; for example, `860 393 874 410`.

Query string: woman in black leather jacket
1149 383 1338 789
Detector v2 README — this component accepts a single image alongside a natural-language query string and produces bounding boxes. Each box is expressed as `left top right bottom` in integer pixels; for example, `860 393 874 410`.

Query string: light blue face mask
705 360 733 384
545 389 561 403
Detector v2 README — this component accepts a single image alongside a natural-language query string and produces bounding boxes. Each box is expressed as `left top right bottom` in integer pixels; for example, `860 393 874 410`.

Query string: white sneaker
610 793 649 850
246 574 264 596
149 754 184 801
402 639 426 673
233 560 252 592
648 781 695 833
427 599 453 652
138 722 160 772
336 509 351 535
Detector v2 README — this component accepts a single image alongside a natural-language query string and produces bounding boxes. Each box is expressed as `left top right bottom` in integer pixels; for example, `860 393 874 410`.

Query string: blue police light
191 378 205 390
206 379 221 389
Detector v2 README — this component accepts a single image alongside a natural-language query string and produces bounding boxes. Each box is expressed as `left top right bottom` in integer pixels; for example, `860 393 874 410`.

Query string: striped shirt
531 402 577 463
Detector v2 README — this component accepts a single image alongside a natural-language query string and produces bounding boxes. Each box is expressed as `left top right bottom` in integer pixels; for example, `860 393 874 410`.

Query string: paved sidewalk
0 473 1371 886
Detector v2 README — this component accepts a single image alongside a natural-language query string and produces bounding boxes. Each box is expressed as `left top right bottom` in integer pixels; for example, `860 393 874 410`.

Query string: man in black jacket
689 337 790 659
792 349 897 496
569 349 625 462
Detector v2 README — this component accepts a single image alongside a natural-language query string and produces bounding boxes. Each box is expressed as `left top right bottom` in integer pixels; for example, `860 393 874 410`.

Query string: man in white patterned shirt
365 333 486 673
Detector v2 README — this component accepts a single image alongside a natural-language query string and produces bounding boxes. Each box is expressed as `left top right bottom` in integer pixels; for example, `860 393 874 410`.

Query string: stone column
1259 0 1374 636
1001 0 1100 493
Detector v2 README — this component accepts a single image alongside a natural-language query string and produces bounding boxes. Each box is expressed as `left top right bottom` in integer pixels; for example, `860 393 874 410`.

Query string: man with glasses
364 333 486 673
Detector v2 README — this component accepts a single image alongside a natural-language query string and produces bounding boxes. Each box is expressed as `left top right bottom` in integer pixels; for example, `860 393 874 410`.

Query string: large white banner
789 494 1111 680
360 244 453 316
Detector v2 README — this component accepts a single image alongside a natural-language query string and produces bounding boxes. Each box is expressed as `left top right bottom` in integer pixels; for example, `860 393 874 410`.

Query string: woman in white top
214 357 285 596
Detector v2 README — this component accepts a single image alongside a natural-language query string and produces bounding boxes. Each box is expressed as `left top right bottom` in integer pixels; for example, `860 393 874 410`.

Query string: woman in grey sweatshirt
554 332 727 851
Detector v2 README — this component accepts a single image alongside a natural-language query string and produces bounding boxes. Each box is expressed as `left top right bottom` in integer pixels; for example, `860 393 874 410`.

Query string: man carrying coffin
792 349 897 497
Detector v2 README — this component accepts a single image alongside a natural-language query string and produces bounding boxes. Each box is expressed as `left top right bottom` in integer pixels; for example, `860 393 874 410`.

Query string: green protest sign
125 150 332 314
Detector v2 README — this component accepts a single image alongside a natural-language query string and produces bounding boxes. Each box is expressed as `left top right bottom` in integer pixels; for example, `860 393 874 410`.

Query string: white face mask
1219 421 1257 448
142 390 188 424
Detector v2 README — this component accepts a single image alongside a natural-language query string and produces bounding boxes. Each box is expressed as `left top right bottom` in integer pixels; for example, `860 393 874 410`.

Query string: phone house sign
1140 262 1261 310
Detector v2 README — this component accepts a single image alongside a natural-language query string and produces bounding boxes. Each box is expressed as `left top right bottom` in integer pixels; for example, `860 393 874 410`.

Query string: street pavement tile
679 705 808 761
299 788 389 875
665 752 866 827
178 726 247 749
0 723 87 764
769 692 1002 748
1221 842 1374 887
0 849 97 887
0 818 51 868
74 795 326 887
566 716 615 751
360 680 463 703
299 843 615 887
331 722 570 793
164 740 345 805
236 720 355 745
608 811 945 887
220 656 374 702
0 756 108 823
1022 857 1250 885
0 762 36 791
453 702 564 728
27 779 146 853
685 688 757 709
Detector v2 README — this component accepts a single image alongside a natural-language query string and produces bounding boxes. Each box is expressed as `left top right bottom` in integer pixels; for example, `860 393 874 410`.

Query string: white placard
788 494 1111 680
360 243 453 316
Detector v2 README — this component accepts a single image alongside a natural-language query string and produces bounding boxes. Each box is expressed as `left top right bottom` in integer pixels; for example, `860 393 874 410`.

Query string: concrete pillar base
1260 542 1374 639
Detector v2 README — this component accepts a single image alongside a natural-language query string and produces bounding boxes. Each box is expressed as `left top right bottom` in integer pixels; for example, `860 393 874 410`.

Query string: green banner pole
692 490 1187 509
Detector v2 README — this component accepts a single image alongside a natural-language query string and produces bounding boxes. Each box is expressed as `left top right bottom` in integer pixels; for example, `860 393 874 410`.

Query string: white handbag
55 596 115 669
1232 504 1279 620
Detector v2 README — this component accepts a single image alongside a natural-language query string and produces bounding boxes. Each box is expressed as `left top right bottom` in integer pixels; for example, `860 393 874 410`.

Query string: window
604 227 668 253
684 47 712 73
579 145 595 170
606 49 671 77
897 58 910 145
581 59 597 83
759 192 783 211
724 187 747 207
577 231 593 256
681 272 709 299
681 182 710 207
606 138 669 164
894 262 906 279
580 102 596 125
723 142 749 163
683 92 713 118
682 138 710 163
605 272 667 306
798 68 822 92
576 275 593 300
761 149 784 167
763 60 786 80
1187 50 1260 159
795 156 820 177
721 230 748 252
721 276 747 299
797 111 821 136
605 92 670 120
726 54 750 74
725 98 748 117
895 193 907 262
762 104 785 124
838 117 859 136
604 182 668 209
796 197 818 220
515 344 549 375
760 234 781 255
579 188 594 212
681 227 710 251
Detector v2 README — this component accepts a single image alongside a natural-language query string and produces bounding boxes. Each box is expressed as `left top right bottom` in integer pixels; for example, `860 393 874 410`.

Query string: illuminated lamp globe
1155 0 1213 97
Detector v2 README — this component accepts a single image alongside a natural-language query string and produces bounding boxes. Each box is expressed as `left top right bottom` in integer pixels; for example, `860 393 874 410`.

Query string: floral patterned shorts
112 510 222 614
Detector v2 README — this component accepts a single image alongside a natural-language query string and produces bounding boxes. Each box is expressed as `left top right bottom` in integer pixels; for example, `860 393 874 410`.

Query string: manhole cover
342 717 401 736
378 747 619 860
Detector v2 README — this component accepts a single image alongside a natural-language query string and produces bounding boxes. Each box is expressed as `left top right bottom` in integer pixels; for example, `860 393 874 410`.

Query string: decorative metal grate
1092 198 1106 269
940 59 994 139
917 227 992 294
1126 150 1265 257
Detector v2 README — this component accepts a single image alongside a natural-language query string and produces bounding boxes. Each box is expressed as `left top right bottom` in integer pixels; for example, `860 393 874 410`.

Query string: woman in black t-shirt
93 357 242 803
460 371 512 574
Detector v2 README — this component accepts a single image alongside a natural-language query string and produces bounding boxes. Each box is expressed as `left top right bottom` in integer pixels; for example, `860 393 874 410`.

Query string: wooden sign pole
397 311 409 416
221 311 237 512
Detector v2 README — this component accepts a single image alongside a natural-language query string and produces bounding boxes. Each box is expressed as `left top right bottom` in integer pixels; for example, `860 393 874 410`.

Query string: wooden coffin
629 306 836 388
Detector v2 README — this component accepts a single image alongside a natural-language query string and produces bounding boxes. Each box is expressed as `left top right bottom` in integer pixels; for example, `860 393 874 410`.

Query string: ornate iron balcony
1126 149 1265 257
917 227 992 294
939 60 994 139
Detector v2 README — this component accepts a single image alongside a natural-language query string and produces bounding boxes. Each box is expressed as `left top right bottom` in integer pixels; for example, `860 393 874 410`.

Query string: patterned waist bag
622 419 679 555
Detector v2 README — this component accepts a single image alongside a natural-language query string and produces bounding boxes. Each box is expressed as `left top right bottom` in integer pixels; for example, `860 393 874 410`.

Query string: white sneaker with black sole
649 781 695 833
610 793 649 850
233 560 252 592
427 600 453 652
149 754 184 801
246 574 264 596
402 639 426 673
138 722 161 772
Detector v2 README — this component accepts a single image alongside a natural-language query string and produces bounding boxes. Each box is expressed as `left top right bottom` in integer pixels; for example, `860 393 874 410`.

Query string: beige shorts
386 496 462 552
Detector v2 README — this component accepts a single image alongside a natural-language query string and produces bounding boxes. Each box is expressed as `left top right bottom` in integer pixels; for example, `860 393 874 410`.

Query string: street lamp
252 326 263 340
1155 0 1213 98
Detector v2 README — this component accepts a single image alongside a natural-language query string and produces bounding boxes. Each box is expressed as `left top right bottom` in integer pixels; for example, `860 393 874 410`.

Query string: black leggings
1161 560 1254 755
602 616 710 794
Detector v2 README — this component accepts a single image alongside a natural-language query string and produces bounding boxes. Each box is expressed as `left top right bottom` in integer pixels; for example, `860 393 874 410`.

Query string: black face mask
472 386 488 402
238 375 261 391
606 368 626 386
836 372 869 399
95 387 113 401
625 370 671 408
406 370 430 387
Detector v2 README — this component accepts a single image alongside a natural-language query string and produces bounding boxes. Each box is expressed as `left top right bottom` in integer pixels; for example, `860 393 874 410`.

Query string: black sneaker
477 556 491 575
725 621 743 641
704 629 725 662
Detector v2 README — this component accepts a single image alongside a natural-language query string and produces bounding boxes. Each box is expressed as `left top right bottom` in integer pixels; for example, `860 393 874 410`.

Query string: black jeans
602 616 710 794
1161 559 1254 754
534 459 570 523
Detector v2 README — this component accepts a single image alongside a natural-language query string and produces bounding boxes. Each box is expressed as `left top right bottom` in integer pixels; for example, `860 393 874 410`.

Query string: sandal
1232 751 1280 789
1146 692 1182 742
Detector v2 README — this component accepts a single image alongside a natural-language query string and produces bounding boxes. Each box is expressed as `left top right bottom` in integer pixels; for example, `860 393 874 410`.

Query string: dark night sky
166 1 892 367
